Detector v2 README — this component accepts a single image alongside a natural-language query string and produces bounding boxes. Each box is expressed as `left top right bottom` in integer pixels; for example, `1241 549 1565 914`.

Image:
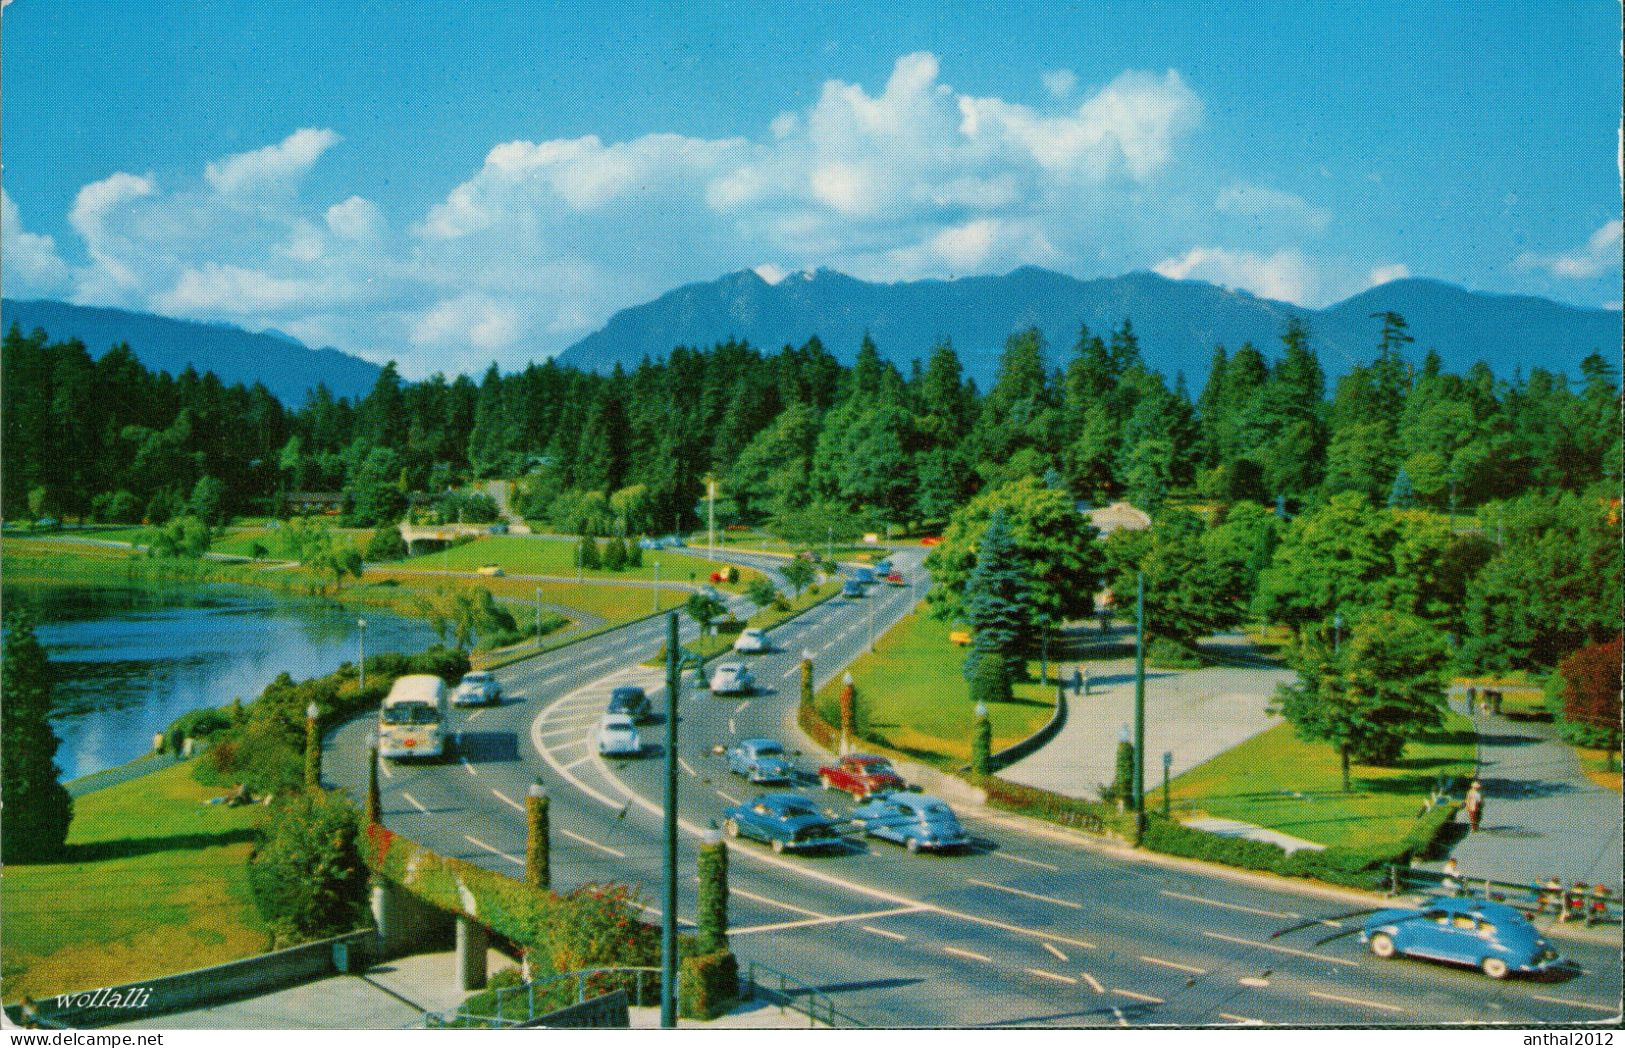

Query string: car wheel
1481 956 1509 980
1368 932 1397 959
906 836 921 854
820 774 834 790
771 838 785 854
724 818 740 838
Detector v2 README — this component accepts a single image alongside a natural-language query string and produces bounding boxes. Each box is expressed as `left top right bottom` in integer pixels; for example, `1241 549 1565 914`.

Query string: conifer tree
1 612 73 861
961 510 1031 678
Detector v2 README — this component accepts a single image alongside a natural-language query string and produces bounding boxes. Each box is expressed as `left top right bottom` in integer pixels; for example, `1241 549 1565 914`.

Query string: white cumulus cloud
1216 183 1330 233
1 188 71 294
1514 220 1623 278
1042 69 1077 100
1368 263 1411 286
1155 246 1319 304
204 128 340 197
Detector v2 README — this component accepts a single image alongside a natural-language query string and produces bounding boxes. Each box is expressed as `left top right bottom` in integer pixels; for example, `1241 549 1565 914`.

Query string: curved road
326 546 1622 1027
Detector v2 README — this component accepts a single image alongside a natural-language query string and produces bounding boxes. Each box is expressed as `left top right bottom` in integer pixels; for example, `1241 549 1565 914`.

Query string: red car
884 572 906 586
818 753 905 799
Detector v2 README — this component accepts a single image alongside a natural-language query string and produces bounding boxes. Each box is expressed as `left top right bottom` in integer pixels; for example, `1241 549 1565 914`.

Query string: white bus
377 674 450 760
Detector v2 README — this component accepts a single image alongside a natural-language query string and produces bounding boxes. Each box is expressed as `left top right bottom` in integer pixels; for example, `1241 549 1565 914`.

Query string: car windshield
855 759 894 775
463 674 491 684
382 703 438 725
604 725 634 735
778 802 819 819
922 803 953 818
754 743 783 757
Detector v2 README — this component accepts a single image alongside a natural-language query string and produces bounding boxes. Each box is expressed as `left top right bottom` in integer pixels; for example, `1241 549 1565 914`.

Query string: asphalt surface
326 545 1623 1028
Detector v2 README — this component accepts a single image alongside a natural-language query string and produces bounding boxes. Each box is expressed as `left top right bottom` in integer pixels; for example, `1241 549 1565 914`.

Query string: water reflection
6 583 439 779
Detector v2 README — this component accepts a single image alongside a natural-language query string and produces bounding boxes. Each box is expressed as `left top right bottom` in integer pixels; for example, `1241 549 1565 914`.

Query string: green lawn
1 761 269 1002
399 535 762 587
815 610 1056 766
646 580 842 663
1166 714 1477 850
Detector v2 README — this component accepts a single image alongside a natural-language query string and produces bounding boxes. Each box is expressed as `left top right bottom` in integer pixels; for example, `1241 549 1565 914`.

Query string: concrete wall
22 930 375 1028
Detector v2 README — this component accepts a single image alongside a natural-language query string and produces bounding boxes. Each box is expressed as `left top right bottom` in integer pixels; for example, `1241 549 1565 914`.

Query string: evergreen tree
1387 467 1416 508
603 535 628 571
1 612 73 862
960 510 1032 678
578 535 602 571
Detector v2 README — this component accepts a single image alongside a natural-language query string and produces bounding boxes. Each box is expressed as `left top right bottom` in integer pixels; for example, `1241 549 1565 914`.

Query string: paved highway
327 545 1622 1027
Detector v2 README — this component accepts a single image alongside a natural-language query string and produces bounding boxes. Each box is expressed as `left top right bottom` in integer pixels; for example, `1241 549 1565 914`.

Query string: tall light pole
1133 572 1146 843
660 611 681 1028
357 618 367 691
1333 612 1344 656
1162 750 1173 817
653 561 661 612
826 525 833 561
707 476 716 558
534 588 543 649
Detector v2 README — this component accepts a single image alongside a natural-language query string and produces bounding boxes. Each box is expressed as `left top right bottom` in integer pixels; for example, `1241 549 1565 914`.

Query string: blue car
1360 898 1564 979
874 559 893 575
851 794 969 853
723 793 841 854
853 566 876 586
841 580 864 598
726 738 794 784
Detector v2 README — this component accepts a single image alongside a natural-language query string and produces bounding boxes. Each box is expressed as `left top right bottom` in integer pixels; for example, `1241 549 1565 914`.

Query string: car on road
638 536 662 550
452 671 502 707
853 566 877 586
723 793 841 853
699 584 724 603
874 559 893 575
841 580 864 598
851 794 969 852
1360 898 1564 979
606 685 652 721
709 661 754 695
733 627 770 653
818 753 905 799
884 572 906 586
595 713 642 757
726 738 795 783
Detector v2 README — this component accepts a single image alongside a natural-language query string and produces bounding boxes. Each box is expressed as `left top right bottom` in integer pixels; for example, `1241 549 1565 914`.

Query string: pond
7 583 440 779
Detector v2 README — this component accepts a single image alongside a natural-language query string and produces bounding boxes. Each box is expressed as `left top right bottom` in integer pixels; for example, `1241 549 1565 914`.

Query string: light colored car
596 713 642 757
852 794 969 853
709 662 754 695
727 738 794 783
733 628 770 654
452 671 502 707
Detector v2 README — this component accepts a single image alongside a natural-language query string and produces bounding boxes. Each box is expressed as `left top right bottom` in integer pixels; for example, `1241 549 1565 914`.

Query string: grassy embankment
1 760 268 1002
642 582 843 664
1165 714 1477 851
812 610 1057 767
397 534 762 587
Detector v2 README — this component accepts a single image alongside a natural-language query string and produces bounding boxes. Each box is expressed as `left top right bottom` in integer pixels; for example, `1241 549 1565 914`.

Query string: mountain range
557 267 1622 387
2 298 383 404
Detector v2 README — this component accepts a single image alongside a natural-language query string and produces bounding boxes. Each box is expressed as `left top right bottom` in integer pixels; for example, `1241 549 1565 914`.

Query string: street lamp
357 618 368 690
535 588 543 649
654 561 661 612
1162 750 1173 817
1333 612 1344 655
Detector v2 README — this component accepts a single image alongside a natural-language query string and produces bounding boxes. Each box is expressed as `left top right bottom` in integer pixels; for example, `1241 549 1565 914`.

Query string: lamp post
1132 572 1146 843
1333 612 1344 656
534 588 543 648
1162 750 1173 817
839 671 855 754
654 561 661 612
659 612 681 1029
357 618 367 691
304 701 321 789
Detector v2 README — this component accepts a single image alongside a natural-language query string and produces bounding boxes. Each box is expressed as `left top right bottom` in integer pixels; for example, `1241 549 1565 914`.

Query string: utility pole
660 611 680 1028
653 561 661 612
535 588 543 649
1133 572 1146 843
1334 612 1344 656
707 476 716 558
827 525 833 561
357 618 367 691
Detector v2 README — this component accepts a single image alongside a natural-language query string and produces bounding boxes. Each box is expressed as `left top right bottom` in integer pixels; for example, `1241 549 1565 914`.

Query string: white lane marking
539 725 587 740
463 834 524 867
465 709 485 722
729 905 925 937
1112 988 1164 1005
1041 942 1069 963
1112 1007 1128 1027
1160 889 1298 920
378 760 394 779
401 791 429 814
986 851 1060 872
1140 955 1207 975
966 878 1083 910
861 925 907 942
1025 968 1077 985
716 789 742 804
1080 972 1105 995
677 757 697 777
552 738 589 750
1219 1013 1264 1025
1238 976 1271 988
728 718 736 735
1201 930 1359 967
942 946 993 964
491 788 523 812
727 885 828 919
1306 990 1406 1015
558 827 626 858
562 755 594 771
460 757 478 776
1530 994 1619 1014
782 664 804 680
734 700 751 714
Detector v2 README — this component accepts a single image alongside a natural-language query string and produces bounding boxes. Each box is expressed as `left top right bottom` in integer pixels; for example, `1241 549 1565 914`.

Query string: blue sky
3 1 1619 377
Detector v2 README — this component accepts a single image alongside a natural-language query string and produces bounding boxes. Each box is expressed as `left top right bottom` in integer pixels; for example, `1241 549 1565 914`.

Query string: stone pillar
457 916 490 991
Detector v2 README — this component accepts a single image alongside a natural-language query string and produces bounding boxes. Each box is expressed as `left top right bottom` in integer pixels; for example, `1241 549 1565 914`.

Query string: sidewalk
1438 695 1622 891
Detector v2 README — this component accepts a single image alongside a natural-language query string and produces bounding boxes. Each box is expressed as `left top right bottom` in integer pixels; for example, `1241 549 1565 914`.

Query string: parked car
452 671 502 707
596 713 642 757
733 627 770 654
665 535 687 548
1360 898 1564 979
853 566 877 586
818 753 905 799
841 580 864 598
884 572 906 586
709 662 755 695
638 536 662 550
723 793 841 853
607 685 652 721
852 794 969 853
488 522 509 535
726 738 795 783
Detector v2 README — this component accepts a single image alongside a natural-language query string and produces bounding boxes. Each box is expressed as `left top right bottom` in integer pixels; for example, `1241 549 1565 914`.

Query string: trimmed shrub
165 704 234 741
678 950 739 1020
603 537 628 571
578 537 601 570
1146 637 1203 669
969 652 1012 709
249 790 370 948
365 527 408 562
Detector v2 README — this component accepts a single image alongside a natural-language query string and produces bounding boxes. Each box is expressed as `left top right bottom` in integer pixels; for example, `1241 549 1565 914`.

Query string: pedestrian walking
1466 685 1479 713
1441 858 1464 896
1464 781 1484 832
1079 666 1090 697
1491 690 1504 715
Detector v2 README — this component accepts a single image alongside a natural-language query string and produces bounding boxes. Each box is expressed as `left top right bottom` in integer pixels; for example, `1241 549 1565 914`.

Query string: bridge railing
740 958 866 1028
425 966 662 1028
1388 865 1620 925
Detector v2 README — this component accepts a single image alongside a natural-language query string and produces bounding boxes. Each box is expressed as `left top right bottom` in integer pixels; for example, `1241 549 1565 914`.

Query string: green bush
678 950 739 1020
249 790 370 948
603 537 628 571
165 704 235 741
969 652 1012 708
1146 637 1203 669
365 527 408 562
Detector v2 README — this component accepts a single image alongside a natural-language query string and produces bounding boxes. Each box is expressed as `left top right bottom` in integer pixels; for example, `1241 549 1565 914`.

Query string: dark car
851 794 969 852
1361 898 1565 979
723 793 842 854
853 566 877 586
607 685 652 721
841 580 864 598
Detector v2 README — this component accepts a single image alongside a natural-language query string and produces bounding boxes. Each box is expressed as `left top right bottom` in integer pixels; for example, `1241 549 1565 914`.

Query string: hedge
678 949 739 1020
